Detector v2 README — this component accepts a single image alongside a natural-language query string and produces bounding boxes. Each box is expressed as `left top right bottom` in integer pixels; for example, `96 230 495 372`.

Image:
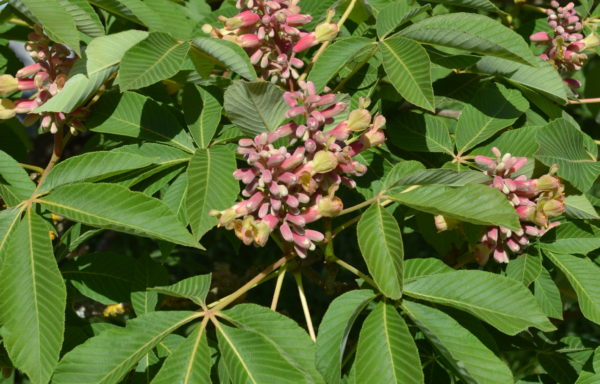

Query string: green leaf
0 210 66 384
355 302 423 383
474 56 568 104
216 324 310 383
399 13 537 65
86 30 149 76
192 37 256 80
223 81 288 135
53 311 199 384
186 146 238 241
505 252 542 287
88 91 195 153
131 255 168 316
380 36 435 112
151 274 211 306
92 0 164 29
316 290 376 384
38 183 199 247
388 112 454 155
0 150 35 206
117 32 190 91
40 151 155 193
151 325 211 384
594 347 600 373
308 37 374 92
564 195 600 220
34 58 115 113
534 266 563 319
404 258 453 283
18 0 80 55
357 203 404 299
162 172 188 224
376 3 431 39
455 83 529 155
0 207 21 256
544 252 600 325
62 252 135 304
576 371 600 384
224 303 324 383
540 222 600 255
468 125 541 158
143 0 195 40
403 270 555 335
424 0 504 14
535 119 600 192
402 300 514 384
390 169 490 189
183 85 222 148
390 184 520 230
59 0 104 37
381 161 426 192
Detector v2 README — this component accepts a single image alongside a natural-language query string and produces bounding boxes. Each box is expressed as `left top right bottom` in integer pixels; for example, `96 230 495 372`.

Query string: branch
294 272 316 341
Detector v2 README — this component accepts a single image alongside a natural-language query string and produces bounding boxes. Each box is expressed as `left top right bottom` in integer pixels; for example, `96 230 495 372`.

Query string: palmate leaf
376 3 430 39
455 83 529 155
357 203 404 299
117 32 190 91
186 146 238 241
87 91 195 153
390 169 490 189
380 36 435 112
535 119 600 192
183 85 223 148
564 195 600 220
402 301 514 384
151 325 211 384
404 258 453 282
143 0 195 40
86 30 149 76
399 13 537 65
475 56 568 104
403 270 555 335
130 255 169 316
223 81 288 135
505 252 542 287
388 112 454 155
53 311 199 384
37 183 199 248
0 210 66 384
192 37 257 81
224 304 324 383
151 274 211 306
534 266 563 319
0 150 35 206
544 252 600 325
39 151 156 193
307 37 374 92
423 0 504 14
389 184 520 230
162 172 188 224
14 0 80 55
58 0 104 37
355 302 423 383
92 0 164 30
540 222 600 255
381 161 426 192
0 207 22 256
216 324 311 383
315 290 376 384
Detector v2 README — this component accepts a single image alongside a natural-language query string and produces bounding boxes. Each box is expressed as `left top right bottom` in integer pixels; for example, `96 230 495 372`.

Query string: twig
270 264 287 310
19 163 44 174
338 194 383 216
333 256 377 289
568 98 600 104
294 272 316 342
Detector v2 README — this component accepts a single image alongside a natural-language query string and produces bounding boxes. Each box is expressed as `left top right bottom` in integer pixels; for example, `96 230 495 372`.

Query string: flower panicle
211 82 385 258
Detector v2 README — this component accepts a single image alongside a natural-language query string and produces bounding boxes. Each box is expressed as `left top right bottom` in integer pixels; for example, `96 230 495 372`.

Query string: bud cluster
0 27 86 134
473 147 565 264
210 81 385 257
204 0 338 84
530 1 599 87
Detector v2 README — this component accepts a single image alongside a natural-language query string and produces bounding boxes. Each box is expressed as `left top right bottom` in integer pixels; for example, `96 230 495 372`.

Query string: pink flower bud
239 34 261 48
563 78 581 89
360 128 385 149
16 63 42 78
320 102 347 119
280 222 294 242
281 147 306 171
516 205 536 222
14 99 38 113
530 31 551 42
286 14 313 26
293 33 317 52
0 75 18 94
233 168 257 184
286 106 307 118
493 245 509 263
225 11 260 30
305 229 324 242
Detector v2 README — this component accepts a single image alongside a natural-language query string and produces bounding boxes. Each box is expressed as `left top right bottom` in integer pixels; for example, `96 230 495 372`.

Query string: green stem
270 264 287 310
333 256 377 289
338 195 382 216
20 163 44 174
569 97 600 104
294 272 316 341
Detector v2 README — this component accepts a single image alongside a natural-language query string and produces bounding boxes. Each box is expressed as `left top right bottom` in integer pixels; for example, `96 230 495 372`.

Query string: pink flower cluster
473 148 565 264
210 81 385 257
0 27 85 134
204 0 338 84
529 1 598 87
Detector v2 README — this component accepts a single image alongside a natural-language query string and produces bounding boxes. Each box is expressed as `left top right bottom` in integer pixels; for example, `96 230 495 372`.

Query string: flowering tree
0 0 600 382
